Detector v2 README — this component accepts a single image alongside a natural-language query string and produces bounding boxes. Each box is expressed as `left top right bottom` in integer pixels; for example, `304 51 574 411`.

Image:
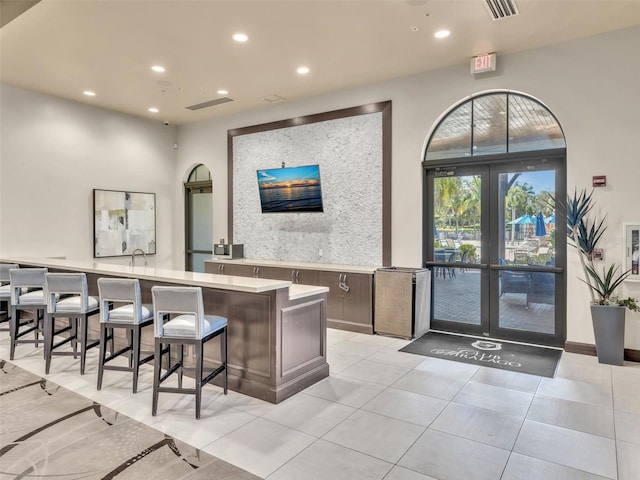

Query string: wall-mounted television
256 164 324 213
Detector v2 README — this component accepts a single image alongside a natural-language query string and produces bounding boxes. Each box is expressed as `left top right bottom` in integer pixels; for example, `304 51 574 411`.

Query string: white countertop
205 257 378 274
1 257 331 298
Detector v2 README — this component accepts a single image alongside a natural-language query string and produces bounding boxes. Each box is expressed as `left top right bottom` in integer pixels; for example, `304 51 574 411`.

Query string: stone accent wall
232 112 383 266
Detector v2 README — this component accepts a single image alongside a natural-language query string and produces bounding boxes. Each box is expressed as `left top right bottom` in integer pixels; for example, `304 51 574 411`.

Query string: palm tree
434 177 461 229
505 184 531 244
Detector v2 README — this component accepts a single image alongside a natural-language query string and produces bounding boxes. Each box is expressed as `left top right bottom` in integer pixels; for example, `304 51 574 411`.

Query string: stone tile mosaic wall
233 112 383 266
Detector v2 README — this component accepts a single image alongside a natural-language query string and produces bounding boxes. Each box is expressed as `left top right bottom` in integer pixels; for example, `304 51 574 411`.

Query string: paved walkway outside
433 268 555 335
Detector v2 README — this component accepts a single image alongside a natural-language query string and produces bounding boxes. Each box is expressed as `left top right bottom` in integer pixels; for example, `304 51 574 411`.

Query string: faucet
130 249 147 267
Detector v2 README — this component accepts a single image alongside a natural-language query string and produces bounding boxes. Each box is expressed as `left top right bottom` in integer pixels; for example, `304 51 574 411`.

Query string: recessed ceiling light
233 33 248 42
217 89 229 95
297 66 310 75
148 107 159 113
151 65 166 73
434 30 450 39
83 90 96 96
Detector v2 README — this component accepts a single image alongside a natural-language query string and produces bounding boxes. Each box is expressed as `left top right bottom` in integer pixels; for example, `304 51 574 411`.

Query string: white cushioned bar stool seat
9 267 47 359
151 286 228 419
0 263 19 330
44 272 100 375
97 277 156 393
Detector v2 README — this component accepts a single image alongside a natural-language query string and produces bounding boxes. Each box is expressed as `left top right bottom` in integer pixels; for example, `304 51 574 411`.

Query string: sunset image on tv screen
256 164 324 213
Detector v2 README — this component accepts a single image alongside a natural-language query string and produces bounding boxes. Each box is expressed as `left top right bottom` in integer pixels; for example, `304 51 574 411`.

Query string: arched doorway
184 164 212 272
423 91 567 347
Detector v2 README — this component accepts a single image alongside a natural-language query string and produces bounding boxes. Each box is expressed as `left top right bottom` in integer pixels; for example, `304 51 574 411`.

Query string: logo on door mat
471 340 502 351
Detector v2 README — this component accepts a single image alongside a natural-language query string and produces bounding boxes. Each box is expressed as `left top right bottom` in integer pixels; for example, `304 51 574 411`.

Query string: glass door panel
427 168 487 335
495 166 558 338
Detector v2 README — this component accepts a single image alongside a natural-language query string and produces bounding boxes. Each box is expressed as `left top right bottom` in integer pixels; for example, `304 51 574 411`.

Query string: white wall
0 84 178 267
176 26 640 348
1 27 637 348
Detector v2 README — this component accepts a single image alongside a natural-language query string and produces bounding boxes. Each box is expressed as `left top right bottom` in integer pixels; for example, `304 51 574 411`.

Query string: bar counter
2 256 330 403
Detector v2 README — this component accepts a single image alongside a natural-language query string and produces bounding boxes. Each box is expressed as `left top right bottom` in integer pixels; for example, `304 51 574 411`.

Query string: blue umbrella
545 214 555 224
508 214 536 225
535 212 547 236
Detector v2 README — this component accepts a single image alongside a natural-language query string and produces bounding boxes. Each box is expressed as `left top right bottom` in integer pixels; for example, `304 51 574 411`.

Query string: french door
424 152 566 347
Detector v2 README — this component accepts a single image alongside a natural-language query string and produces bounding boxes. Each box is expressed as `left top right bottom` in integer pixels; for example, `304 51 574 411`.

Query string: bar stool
151 286 227 419
0 263 19 330
44 272 100 375
9 267 48 360
97 277 155 393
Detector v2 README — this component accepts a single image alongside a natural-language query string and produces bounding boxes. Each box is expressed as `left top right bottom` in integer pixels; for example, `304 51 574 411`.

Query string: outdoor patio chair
499 258 529 307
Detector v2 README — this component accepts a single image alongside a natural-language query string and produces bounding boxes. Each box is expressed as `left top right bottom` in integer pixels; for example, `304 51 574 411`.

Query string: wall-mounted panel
229 102 391 267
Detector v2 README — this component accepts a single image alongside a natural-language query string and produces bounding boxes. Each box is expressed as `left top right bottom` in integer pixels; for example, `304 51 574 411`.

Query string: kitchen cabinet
205 260 374 333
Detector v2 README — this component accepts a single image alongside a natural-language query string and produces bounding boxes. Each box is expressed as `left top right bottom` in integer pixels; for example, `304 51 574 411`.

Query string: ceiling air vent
484 0 519 20
263 94 286 103
185 97 234 111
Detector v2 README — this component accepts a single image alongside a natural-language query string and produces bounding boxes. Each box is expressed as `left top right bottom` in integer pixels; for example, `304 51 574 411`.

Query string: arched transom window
187 164 212 182
425 92 566 161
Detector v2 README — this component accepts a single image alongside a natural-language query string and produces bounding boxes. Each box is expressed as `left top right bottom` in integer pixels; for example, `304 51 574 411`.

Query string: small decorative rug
400 331 562 378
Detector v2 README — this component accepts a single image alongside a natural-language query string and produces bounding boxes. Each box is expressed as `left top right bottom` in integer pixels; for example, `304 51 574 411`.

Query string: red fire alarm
592 175 607 187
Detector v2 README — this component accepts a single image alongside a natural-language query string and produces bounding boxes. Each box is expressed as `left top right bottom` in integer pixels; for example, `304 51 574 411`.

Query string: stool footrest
51 351 80 357
52 336 75 350
53 325 73 336
103 365 134 373
157 386 196 395
139 353 155 365
159 363 181 382
105 346 131 362
202 365 225 385
15 325 39 339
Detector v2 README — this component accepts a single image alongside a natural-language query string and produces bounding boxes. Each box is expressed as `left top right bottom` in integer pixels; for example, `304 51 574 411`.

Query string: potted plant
567 189 639 365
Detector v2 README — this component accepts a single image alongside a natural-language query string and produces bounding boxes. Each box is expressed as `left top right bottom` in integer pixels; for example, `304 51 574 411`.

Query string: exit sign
471 53 497 74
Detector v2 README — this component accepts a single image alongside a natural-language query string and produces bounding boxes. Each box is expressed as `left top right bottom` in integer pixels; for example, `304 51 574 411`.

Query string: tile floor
2 327 640 480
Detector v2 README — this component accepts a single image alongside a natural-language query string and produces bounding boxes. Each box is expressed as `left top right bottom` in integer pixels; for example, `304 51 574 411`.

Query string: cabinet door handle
339 273 350 292
292 270 296 282
296 270 300 283
255 267 260 278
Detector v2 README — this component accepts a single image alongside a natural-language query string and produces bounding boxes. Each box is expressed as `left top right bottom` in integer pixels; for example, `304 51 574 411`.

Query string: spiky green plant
582 264 630 304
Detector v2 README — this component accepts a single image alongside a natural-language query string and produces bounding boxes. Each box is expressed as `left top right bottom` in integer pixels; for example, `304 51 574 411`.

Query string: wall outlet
318 248 323 257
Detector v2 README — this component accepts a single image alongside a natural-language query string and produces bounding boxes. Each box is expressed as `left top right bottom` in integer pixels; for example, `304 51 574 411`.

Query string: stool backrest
10 267 47 304
97 277 144 323
45 272 90 313
151 286 205 338
1 263 19 284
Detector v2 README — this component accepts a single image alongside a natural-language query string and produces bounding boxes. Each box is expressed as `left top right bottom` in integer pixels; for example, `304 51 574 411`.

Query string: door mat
400 331 562 378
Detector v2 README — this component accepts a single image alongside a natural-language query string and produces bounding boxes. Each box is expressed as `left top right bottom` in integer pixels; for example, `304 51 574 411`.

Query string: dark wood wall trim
564 341 640 363
227 101 392 266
